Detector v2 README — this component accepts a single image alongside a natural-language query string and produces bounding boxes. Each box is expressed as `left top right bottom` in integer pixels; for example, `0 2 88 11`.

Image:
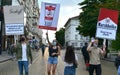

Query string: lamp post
0 0 3 55
0 21 2 55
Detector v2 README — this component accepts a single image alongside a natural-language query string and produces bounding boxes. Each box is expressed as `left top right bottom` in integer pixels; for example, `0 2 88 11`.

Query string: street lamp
0 0 3 55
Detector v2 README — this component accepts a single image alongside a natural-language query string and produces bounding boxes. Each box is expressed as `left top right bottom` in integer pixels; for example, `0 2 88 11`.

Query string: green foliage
77 0 102 37
77 0 120 51
55 28 65 46
111 33 120 51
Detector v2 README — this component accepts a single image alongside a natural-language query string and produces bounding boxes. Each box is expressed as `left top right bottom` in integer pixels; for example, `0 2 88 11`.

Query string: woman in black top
46 32 61 75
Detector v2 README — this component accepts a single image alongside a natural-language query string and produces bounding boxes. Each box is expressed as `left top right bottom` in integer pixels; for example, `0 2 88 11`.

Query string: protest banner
39 2 60 30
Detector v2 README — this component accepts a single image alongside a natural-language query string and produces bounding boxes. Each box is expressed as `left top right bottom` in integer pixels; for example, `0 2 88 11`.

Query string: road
0 48 117 75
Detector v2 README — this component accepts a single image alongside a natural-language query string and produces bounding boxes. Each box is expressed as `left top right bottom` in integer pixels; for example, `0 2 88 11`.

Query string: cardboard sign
96 8 119 40
4 6 24 35
39 2 60 30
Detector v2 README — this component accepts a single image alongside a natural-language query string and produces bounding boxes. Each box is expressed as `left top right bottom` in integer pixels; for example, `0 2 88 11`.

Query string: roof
64 16 79 27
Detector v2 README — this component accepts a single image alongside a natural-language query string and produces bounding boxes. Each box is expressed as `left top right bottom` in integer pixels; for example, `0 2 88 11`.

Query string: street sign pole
0 0 3 55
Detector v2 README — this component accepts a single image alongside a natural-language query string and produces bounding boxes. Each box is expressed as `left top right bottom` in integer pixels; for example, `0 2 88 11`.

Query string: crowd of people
8 33 120 75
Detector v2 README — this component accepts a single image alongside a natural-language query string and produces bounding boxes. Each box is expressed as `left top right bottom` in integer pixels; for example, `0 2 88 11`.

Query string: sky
38 0 83 42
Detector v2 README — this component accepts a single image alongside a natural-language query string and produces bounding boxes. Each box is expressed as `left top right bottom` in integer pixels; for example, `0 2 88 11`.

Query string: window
86 37 89 40
80 43 83 47
80 36 83 40
75 35 78 40
75 42 77 46
3 0 12 5
72 43 74 46
75 28 79 32
0 1 1 6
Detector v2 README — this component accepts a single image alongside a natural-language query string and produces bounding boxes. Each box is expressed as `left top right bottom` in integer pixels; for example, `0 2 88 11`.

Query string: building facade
18 0 43 41
64 16 90 50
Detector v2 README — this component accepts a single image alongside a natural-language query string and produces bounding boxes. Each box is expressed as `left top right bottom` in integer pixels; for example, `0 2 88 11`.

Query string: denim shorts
118 66 120 75
48 57 58 64
64 66 76 75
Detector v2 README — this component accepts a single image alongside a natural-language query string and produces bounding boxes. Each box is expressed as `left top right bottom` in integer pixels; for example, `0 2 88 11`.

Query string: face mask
21 37 25 42
52 41 57 46
93 43 98 47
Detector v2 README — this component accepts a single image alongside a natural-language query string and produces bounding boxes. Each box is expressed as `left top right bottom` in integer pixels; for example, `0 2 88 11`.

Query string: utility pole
0 0 3 55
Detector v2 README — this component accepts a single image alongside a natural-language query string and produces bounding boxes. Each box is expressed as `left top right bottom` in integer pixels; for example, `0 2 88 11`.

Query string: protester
14 36 33 75
46 32 61 75
81 42 90 71
87 38 106 75
40 44 45 56
32 36 38 51
114 52 120 75
10 43 16 57
63 46 78 75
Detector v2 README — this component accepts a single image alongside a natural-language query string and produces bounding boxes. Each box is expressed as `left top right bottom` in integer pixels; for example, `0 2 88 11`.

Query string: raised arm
100 45 106 55
87 42 92 52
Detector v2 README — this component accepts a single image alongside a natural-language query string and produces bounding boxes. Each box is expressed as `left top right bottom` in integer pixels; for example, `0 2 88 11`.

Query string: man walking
81 42 90 71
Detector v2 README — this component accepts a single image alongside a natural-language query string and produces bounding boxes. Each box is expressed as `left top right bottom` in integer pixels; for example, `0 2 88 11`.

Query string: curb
102 58 115 62
0 57 15 63
0 51 38 63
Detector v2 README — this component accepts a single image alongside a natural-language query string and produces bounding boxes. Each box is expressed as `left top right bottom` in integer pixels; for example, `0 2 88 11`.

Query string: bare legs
47 64 57 75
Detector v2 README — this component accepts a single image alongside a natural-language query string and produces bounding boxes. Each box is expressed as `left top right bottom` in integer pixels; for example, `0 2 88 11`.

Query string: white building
18 0 43 41
64 16 90 50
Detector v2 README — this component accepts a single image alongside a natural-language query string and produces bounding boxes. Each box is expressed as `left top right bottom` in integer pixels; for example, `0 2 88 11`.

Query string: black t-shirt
49 46 58 57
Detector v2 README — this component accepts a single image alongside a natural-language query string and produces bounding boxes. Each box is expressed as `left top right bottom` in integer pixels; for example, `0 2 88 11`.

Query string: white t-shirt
64 54 78 67
22 44 27 61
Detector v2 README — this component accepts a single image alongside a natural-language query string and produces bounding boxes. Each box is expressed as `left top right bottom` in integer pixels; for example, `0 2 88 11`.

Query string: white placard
39 2 60 30
96 8 118 40
3 6 24 24
4 6 24 35
5 24 24 35
96 18 117 40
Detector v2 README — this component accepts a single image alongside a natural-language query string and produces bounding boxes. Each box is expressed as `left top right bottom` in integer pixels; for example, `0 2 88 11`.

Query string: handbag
73 62 78 68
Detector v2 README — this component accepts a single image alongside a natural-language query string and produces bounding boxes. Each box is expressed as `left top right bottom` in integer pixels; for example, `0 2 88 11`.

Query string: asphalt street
0 48 117 75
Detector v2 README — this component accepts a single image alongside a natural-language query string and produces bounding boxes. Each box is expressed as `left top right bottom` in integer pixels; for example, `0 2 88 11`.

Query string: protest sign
39 2 60 30
96 8 119 40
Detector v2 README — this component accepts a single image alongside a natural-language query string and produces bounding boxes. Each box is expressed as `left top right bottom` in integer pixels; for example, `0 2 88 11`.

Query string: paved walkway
0 51 14 63
44 48 117 75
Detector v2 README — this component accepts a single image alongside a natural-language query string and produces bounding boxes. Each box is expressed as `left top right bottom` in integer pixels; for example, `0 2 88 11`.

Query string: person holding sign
46 32 61 75
14 36 33 75
87 38 106 75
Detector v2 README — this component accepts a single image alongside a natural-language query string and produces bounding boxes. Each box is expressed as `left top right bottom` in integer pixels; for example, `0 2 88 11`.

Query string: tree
77 0 120 51
77 0 120 37
111 33 120 51
76 0 105 37
55 28 65 46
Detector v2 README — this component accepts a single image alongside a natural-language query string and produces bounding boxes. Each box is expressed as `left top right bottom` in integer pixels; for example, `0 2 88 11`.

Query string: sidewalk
0 50 39 63
0 51 14 63
0 50 42 75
